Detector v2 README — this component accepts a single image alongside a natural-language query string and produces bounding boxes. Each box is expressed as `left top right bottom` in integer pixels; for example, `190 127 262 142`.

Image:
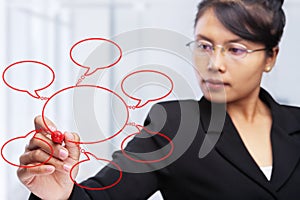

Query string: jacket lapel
199 97 273 191
264 90 300 190
215 115 274 191
270 122 300 190
199 88 300 193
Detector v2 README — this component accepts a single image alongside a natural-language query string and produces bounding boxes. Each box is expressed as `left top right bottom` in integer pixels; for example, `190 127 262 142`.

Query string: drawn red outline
42 84 130 145
121 125 174 163
2 60 55 99
121 70 174 108
70 151 123 190
1 129 54 168
70 38 122 76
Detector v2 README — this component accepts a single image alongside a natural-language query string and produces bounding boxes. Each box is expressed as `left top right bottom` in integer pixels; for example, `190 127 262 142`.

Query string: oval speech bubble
1 129 54 168
42 85 129 145
2 60 55 99
121 125 174 163
121 70 174 108
70 151 122 191
70 38 122 77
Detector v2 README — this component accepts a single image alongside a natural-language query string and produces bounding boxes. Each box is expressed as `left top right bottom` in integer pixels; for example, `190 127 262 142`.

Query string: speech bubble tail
135 100 150 108
84 68 99 76
83 151 99 161
27 90 41 99
83 151 92 160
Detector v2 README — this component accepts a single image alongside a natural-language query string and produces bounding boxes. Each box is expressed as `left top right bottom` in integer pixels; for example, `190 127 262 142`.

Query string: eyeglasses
186 40 268 60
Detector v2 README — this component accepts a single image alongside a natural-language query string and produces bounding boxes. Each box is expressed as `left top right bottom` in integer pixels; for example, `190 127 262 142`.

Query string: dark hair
194 0 286 55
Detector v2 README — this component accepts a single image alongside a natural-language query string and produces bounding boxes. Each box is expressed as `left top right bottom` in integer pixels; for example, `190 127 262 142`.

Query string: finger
34 115 57 134
17 164 55 184
64 132 81 161
28 133 69 160
19 149 67 173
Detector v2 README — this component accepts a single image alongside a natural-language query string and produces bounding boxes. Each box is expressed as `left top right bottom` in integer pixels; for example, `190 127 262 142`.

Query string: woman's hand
17 116 81 200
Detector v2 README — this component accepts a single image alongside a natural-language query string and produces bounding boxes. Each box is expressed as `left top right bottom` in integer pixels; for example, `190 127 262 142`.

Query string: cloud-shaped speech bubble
70 38 122 77
1 130 54 168
2 60 55 99
42 84 129 145
121 70 174 108
70 151 122 191
121 125 174 163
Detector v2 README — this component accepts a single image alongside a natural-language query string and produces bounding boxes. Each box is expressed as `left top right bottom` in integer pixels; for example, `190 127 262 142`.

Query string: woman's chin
202 91 227 103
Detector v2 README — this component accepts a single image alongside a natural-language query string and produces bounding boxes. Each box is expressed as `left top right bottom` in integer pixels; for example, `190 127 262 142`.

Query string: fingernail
59 149 68 159
65 132 74 140
63 164 72 172
46 166 55 172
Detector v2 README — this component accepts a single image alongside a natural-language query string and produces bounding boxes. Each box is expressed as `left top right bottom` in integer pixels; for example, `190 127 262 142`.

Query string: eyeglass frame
186 40 269 60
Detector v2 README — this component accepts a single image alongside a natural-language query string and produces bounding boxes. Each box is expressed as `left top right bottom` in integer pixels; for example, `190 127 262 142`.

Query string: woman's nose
208 46 226 72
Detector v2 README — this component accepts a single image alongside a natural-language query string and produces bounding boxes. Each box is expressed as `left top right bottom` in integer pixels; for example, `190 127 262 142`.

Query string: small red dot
51 131 65 144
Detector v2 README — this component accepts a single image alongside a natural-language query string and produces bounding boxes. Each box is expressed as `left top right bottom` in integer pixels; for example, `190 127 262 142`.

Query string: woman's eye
198 44 212 51
228 47 246 55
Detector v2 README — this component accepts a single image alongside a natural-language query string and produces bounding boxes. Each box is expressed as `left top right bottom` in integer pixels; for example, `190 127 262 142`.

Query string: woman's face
193 9 277 103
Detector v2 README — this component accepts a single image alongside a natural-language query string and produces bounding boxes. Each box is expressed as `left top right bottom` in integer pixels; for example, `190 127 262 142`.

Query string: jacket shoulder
146 99 200 123
144 99 200 133
283 104 300 111
280 104 300 119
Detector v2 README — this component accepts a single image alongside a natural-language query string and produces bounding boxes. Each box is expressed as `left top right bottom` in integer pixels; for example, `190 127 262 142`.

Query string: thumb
64 132 81 161
34 115 57 134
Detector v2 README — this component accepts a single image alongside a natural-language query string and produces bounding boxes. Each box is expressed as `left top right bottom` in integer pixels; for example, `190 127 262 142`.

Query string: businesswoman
18 0 300 199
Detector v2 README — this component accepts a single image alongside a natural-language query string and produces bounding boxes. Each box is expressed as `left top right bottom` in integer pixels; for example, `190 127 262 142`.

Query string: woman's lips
203 79 229 91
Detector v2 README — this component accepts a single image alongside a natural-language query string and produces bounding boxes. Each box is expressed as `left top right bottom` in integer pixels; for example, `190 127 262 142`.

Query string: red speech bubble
121 70 174 109
1 129 54 168
2 60 55 99
121 125 174 163
70 151 123 191
70 38 122 76
42 85 129 145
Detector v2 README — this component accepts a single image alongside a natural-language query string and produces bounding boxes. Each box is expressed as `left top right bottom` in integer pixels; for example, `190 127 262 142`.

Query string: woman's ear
264 46 279 72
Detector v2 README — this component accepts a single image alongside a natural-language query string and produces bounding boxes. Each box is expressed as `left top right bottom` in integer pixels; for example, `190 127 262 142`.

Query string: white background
0 0 299 199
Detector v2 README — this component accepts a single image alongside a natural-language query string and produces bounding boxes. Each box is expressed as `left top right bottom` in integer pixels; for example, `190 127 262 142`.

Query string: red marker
51 131 65 144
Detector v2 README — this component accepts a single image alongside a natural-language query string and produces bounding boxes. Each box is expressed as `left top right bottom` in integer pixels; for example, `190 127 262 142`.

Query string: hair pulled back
195 0 286 54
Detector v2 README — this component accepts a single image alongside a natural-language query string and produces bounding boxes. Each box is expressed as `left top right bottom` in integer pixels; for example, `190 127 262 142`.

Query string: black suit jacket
30 89 300 200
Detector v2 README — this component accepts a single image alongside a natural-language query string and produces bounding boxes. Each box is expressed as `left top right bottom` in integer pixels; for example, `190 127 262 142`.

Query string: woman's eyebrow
195 34 212 42
195 33 244 43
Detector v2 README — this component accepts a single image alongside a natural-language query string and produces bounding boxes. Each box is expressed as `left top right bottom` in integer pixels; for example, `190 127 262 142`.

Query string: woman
18 0 300 199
